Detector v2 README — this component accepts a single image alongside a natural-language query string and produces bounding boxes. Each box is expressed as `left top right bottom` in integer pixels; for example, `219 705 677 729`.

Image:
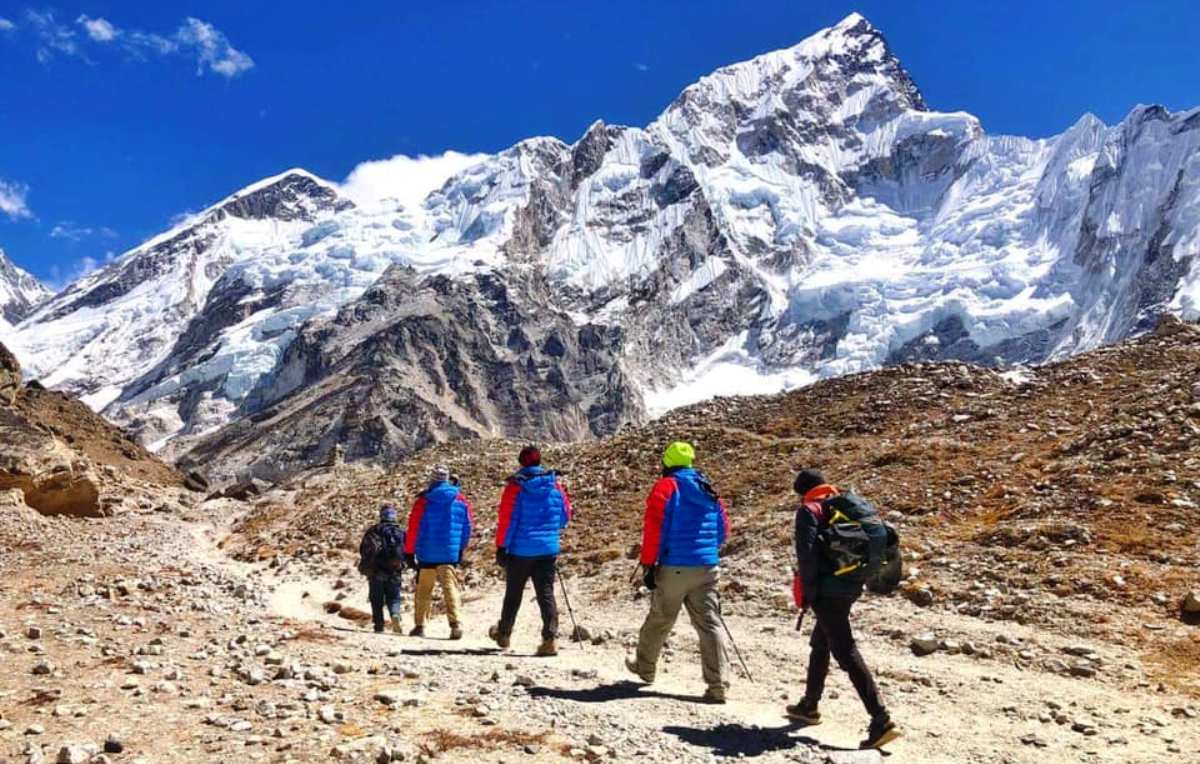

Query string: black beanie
793 468 826 496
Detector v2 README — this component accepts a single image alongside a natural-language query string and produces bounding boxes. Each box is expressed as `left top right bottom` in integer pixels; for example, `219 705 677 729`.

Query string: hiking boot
701 687 726 704
488 624 510 649
624 657 654 684
860 716 900 750
784 699 822 726
408 625 425 638
535 639 558 657
389 615 403 635
373 625 384 634
448 625 463 641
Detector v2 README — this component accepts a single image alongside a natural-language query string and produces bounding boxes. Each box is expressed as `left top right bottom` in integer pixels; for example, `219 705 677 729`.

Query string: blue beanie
380 504 398 523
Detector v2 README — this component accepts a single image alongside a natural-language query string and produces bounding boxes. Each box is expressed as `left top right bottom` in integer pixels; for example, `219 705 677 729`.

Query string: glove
403 553 416 569
642 565 658 591
495 547 508 567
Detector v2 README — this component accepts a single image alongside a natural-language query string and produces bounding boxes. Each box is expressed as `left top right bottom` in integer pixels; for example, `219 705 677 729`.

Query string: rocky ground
3 322 1200 762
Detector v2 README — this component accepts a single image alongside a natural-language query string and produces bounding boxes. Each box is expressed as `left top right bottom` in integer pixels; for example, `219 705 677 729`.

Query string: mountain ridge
5 12 1200 481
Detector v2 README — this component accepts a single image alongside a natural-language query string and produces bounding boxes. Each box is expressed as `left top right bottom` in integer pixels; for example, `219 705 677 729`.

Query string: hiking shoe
448 626 464 641
408 625 425 638
488 624 510 649
535 639 558 657
784 700 822 726
860 716 900 750
624 657 654 684
373 625 385 634
701 687 727 704
389 615 403 635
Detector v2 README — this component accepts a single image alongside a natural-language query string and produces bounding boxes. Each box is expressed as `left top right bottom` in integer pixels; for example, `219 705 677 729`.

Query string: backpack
357 524 406 577
816 493 902 593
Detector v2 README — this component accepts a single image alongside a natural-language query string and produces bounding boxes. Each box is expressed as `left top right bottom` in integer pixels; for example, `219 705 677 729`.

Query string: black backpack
357 524 406 576
817 493 902 594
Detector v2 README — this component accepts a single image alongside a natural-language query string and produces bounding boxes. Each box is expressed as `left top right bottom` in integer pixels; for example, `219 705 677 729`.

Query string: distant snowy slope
10 13 1200 476
0 247 51 326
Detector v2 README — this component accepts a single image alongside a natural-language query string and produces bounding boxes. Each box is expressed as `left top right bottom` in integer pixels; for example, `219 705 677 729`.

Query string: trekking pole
715 591 755 683
795 610 806 633
555 564 584 649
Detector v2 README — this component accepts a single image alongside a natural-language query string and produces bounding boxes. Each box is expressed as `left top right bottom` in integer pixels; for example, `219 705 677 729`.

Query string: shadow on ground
663 722 858 758
528 680 706 704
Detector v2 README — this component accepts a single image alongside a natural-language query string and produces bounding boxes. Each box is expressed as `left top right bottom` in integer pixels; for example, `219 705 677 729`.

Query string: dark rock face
179 266 642 482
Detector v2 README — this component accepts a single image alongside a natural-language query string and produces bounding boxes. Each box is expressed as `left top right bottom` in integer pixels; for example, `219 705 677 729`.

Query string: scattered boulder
1182 591 1200 616
910 633 940 657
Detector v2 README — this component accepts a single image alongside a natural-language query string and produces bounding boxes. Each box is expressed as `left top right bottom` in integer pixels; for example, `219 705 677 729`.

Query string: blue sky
1 0 1198 288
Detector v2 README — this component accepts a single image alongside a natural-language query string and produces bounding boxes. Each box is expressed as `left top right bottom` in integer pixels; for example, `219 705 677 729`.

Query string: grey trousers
633 565 729 691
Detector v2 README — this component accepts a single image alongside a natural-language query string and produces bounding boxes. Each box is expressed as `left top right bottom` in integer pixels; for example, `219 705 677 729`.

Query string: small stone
31 660 54 676
1182 591 1200 615
910 633 940 656
104 737 124 754
26 625 42 640
318 705 339 724
26 723 46 735
56 745 98 764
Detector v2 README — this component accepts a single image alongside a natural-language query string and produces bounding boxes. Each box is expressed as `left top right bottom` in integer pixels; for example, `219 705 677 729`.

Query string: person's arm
404 497 426 555
495 482 520 548
459 494 474 555
557 481 573 528
639 478 676 566
717 498 730 548
794 505 820 608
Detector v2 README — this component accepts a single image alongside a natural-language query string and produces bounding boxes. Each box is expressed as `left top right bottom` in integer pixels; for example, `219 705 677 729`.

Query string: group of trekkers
357 442 901 751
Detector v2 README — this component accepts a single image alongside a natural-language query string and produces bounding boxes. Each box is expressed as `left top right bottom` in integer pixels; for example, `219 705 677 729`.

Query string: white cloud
175 17 254 78
0 18 16 32
77 15 118 43
340 151 490 212
45 250 118 291
0 178 32 220
15 11 253 79
49 222 119 242
25 8 85 62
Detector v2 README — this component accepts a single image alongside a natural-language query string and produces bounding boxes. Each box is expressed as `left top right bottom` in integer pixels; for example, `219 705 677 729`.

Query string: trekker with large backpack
626 441 731 703
358 504 408 634
405 465 474 640
786 469 900 751
488 445 573 656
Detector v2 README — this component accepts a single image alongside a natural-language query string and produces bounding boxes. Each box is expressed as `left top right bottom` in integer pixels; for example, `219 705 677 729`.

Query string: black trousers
498 554 558 640
803 596 886 720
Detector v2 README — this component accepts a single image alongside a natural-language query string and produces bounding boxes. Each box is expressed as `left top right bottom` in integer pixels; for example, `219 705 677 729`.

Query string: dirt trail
179 507 1200 763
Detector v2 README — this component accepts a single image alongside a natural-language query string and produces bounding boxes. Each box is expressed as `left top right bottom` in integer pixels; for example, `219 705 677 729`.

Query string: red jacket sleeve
557 481 574 524
495 482 520 548
640 477 676 566
404 496 426 554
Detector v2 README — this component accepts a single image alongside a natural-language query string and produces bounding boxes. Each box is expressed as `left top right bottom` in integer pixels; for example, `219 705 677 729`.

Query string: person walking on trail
358 504 408 634
404 465 473 640
786 468 900 751
625 441 731 703
488 445 573 656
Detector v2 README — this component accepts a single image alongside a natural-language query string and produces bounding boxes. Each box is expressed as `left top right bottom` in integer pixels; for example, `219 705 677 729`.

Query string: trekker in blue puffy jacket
488 445 573 656
626 441 731 703
404 465 474 639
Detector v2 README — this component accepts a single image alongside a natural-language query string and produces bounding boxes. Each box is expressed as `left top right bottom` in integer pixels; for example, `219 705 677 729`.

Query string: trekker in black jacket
786 469 899 751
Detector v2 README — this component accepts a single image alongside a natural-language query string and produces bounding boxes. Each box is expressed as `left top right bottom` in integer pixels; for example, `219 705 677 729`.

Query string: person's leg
413 567 436 628
633 566 688 679
438 565 463 629
531 556 559 641
681 566 729 695
368 578 385 632
498 556 533 636
384 577 403 632
820 597 887 720
802 601 833 706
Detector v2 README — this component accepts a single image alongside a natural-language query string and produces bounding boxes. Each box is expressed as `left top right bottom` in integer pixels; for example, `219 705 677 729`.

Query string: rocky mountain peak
0 248 52 325
209 168 352 223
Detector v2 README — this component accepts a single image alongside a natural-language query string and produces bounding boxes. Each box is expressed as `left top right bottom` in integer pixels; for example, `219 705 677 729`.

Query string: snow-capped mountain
0 248 51 326
10 13 1200 479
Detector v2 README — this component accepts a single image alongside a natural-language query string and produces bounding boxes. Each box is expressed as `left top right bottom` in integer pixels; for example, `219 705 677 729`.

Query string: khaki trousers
634 565 729 691
413 565 463 627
